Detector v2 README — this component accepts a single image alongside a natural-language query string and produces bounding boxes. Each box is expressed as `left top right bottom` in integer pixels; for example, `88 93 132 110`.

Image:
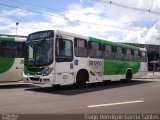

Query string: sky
0 0 160 45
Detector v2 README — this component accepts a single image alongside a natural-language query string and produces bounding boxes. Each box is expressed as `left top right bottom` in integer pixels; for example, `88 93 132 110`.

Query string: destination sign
27 30 54 41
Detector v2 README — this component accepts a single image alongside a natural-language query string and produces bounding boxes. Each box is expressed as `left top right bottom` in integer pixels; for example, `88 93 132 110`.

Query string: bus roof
0 36 26 42
0 34 26 38
56 30 140 50
0 36 15 41
89 37 140 50
27 29 140 50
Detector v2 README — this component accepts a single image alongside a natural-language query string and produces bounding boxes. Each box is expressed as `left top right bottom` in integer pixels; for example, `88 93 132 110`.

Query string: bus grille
29 77 40 81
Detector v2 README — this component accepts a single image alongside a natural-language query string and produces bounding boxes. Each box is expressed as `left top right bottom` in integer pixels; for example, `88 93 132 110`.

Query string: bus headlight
42 67 53 76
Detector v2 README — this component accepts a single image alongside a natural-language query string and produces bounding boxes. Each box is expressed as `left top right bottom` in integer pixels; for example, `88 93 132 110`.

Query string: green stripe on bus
104 59 140 75
90 70 96 76
0 37 15 74
88 37 141 75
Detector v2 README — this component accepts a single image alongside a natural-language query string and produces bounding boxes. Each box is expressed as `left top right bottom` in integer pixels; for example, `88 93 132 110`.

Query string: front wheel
75 72 87 88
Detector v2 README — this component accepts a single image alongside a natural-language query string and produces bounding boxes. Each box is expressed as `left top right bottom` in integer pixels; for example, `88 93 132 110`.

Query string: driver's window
56 38 73 62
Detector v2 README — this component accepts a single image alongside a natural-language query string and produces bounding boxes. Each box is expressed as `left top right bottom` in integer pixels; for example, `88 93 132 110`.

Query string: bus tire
76 71 88 88
125 70 132 82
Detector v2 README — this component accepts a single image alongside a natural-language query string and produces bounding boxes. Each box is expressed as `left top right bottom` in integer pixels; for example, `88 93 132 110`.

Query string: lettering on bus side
89 61 102 66
88 60 103 77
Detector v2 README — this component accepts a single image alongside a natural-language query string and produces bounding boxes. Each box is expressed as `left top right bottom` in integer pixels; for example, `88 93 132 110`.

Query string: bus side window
103 44 114 59
115 46 124 60
133 50 141 61
88 41 102 58
141 51 147 62
1 41 25 58
124 48 132 61
74 38 87 57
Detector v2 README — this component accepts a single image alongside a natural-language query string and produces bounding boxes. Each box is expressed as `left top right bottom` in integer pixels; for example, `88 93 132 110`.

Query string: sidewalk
140 72 160 79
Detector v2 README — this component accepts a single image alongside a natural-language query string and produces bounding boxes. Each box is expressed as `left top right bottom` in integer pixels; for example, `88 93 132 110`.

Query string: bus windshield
25 39 53 66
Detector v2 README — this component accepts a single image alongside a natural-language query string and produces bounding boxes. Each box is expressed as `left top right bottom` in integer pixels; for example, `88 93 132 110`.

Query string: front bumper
23 72 53 85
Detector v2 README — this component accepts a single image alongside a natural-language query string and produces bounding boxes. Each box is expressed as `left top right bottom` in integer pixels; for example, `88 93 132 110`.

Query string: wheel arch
76 69 89 82
125 68 133 81
126 68 133 75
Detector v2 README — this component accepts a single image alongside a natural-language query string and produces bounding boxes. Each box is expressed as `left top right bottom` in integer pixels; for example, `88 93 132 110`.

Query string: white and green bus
0 35 26 82
23 30 148 87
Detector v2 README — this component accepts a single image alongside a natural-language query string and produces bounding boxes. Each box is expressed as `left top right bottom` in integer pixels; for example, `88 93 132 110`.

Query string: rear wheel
125 70 132 82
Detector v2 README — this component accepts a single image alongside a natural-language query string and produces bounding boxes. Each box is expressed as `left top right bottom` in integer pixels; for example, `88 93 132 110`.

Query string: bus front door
55 36 74 85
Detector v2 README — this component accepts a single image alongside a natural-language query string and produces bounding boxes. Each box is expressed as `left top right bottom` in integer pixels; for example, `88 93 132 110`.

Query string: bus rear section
0 36 26 82
133 48 148 78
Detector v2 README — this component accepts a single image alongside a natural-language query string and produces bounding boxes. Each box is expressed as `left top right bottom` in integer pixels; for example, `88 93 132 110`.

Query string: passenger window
105 45 112 52
134 50 139 56
141 51 147 62
103 44 114 59
56 38 73 62
1 41 26 58
89 41 102 58
141 51 146 56
133 50 141 61
126 49 131 54
74 38 87 57
115 46 124 60
124 48 132 60
117 47 122 53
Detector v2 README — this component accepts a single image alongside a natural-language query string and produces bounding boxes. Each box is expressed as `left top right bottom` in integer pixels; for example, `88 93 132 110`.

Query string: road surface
0 79 159 119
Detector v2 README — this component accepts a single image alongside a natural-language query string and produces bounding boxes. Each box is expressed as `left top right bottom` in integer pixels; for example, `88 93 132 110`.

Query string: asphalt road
0 79 160 115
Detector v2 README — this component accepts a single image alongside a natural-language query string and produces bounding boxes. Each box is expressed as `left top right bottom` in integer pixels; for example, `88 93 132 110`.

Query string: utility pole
16 22 19 35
